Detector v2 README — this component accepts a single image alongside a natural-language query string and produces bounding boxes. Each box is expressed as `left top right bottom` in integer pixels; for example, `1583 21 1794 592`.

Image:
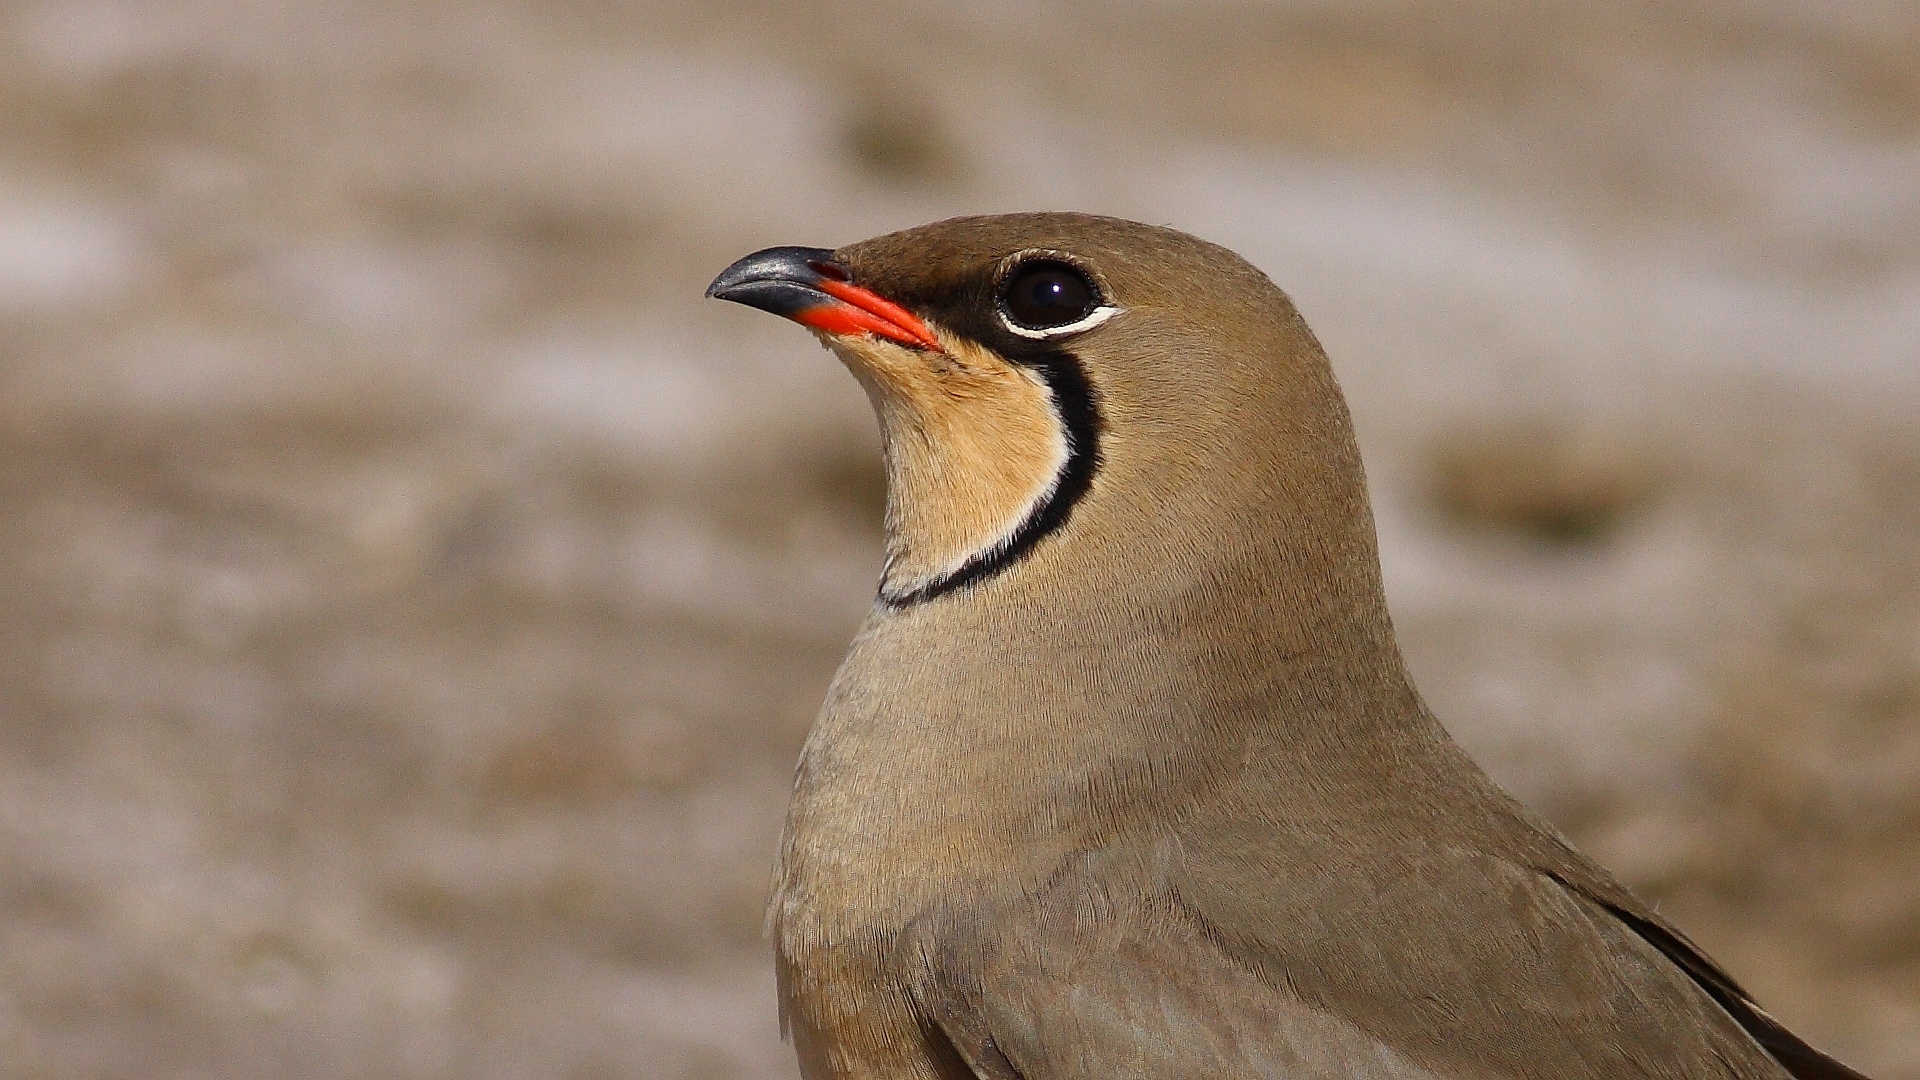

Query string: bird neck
779 328 1456 923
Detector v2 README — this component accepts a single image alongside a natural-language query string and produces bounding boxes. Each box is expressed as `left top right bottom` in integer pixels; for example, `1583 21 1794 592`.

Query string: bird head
709 212 1386 637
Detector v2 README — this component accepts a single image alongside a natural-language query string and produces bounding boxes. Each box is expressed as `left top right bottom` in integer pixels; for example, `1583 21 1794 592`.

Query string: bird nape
708 212 1873 1080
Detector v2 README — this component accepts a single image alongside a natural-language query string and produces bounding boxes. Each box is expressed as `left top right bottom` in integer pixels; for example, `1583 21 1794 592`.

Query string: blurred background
0 0 1916 1077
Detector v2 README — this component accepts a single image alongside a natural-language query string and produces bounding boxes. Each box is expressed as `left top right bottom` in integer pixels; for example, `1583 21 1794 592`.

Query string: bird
706 213 1873 1080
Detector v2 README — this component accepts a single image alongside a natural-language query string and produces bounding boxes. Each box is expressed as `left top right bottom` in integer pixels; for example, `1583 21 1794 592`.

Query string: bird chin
818 331 947 399
815 331 1073 605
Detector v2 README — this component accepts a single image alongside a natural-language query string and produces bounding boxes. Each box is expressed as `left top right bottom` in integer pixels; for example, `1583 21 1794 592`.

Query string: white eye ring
999 303 1121 340
994 249 1122 341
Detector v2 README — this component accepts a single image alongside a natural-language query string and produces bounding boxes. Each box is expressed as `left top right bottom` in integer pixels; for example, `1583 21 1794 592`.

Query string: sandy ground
0 1 1916 1077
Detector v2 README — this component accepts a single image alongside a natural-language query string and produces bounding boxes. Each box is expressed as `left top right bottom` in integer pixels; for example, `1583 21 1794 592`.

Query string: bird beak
706 246 941 352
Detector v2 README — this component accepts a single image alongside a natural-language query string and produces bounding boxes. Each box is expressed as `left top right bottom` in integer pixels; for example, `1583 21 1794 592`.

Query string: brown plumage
706 213 1873 1080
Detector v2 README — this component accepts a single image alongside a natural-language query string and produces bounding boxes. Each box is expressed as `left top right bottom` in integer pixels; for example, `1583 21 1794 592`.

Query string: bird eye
1000 260 1102 333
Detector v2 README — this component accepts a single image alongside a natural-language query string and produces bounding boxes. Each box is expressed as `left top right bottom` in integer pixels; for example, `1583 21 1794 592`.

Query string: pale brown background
0 1 1916 1077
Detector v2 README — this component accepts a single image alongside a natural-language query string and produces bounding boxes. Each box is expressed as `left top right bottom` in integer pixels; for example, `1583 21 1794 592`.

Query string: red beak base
802 278 942 351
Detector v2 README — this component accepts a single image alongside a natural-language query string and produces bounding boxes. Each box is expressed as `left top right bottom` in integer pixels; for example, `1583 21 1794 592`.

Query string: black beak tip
706 245 840 303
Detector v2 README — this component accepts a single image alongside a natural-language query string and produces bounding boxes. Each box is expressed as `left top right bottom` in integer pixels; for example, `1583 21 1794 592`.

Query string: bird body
707 214 1871 1080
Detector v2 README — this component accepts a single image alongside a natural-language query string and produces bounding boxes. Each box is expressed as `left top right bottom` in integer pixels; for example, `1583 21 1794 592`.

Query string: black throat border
882 348 1103 608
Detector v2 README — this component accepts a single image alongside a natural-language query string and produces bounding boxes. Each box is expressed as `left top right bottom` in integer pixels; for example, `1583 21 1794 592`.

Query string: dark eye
1000 260 1101 332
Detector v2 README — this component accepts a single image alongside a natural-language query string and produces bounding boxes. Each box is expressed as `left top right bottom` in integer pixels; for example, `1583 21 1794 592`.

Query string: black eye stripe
1000 260 1101 331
